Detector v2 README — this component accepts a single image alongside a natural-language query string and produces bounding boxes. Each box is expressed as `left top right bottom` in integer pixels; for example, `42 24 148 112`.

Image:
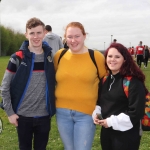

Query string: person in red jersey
135 41 144 68
128 46 135 60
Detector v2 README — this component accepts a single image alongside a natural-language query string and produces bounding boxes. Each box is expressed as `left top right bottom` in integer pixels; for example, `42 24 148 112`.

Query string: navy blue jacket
10 41 56 117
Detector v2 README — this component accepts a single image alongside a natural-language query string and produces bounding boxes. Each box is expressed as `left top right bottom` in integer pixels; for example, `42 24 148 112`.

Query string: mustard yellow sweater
54 49 106 115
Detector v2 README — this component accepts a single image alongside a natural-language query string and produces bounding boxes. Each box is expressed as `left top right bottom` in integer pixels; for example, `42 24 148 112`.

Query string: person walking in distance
143 45 150 68
128 46 135 60
1 17 56 150
43 25 64 57
113 39 117 43
135 41 144 68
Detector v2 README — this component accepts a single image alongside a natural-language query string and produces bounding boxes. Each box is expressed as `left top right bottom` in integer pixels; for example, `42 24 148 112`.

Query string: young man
43 25 64 57
1 17 56 150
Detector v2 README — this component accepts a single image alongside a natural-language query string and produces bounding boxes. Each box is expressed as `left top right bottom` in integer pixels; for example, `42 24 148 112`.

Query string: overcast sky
1 0 150 50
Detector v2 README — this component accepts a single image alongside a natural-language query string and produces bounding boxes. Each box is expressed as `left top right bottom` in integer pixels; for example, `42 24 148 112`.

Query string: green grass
0 57 150 150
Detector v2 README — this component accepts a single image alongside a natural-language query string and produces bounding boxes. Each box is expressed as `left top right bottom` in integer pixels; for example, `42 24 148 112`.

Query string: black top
98 73 145 125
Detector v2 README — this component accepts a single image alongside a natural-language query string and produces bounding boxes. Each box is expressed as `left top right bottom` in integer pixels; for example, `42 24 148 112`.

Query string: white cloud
1 0 150 50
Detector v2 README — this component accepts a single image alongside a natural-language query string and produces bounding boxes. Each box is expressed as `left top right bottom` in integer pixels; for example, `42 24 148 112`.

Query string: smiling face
66 27 86 53
25 25 45 48
106 48 125 75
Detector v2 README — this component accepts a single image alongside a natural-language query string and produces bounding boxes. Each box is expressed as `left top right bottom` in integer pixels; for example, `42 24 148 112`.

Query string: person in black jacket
92 43 148 150
143 45 150 68
1 17 55 150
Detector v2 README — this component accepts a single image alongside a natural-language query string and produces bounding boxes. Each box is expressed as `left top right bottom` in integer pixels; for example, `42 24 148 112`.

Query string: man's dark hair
45 25 52 31
113 39 117 42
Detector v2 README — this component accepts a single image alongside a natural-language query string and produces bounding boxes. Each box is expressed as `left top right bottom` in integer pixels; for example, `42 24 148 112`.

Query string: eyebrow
107 54 121 57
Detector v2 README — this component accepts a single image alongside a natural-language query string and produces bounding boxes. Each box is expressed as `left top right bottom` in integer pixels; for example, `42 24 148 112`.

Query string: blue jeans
56 108 96 150
16 115 50 150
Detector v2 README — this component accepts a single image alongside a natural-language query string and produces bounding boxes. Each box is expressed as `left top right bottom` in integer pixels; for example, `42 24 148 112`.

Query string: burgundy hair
104 43 148 93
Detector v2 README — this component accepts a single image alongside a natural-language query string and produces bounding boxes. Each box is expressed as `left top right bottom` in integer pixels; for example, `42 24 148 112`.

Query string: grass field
0 56 150 150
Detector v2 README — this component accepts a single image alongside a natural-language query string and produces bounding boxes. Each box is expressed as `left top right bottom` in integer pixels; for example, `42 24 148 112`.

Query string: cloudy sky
1 0 150 50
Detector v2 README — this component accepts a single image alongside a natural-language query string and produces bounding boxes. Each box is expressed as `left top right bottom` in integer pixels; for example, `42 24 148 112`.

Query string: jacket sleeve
59 38 64 49
126 78 145 125
106 78 145 131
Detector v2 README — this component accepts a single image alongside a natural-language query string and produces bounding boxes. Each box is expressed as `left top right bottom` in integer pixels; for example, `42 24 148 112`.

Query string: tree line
0 25 26 56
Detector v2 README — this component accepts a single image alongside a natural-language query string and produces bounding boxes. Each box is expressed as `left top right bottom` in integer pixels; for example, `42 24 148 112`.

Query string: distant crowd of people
113 39 150 69
0 17 149 150
128 41 150 68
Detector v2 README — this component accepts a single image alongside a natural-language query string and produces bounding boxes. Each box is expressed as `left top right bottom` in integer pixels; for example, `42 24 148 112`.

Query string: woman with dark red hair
92 43 148 150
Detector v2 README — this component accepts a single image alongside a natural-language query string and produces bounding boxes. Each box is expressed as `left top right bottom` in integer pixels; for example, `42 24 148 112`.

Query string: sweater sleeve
1 57 17 116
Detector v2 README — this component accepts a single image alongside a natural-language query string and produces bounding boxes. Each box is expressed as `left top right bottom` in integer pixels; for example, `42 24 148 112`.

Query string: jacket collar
19 40 52 57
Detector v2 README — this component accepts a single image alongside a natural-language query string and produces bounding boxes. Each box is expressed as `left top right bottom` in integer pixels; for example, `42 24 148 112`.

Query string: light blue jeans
56 108 96 150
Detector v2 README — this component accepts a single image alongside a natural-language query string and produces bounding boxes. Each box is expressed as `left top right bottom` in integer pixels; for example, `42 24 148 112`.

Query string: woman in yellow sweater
54 22 106 150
